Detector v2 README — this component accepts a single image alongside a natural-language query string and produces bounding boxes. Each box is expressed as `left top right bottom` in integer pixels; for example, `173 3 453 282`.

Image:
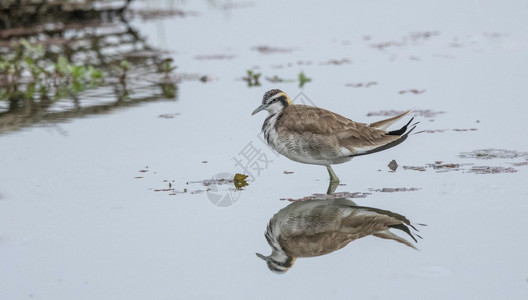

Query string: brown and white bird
252 89 416 184
256 198 421 273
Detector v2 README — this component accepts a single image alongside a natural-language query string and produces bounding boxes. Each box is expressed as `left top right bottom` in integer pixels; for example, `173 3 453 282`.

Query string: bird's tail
374 230 419 251
387 117 416 136
353 119 418 157
368 110 412 131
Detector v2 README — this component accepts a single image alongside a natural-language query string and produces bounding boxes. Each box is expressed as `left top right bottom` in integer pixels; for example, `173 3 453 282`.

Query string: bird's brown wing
276 105 401 152
276 204 353 257
279 207 418 257
279 231 361 257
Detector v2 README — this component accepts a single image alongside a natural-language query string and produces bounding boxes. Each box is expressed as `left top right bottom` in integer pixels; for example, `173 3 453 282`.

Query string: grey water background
1 0 528 299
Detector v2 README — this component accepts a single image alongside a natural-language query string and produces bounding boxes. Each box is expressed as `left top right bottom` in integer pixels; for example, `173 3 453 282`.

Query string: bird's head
256 250 296 274
252 89 292 115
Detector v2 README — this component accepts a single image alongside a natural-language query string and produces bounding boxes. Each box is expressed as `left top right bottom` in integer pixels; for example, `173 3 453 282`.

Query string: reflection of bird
252 89 416 184
256 198 421 273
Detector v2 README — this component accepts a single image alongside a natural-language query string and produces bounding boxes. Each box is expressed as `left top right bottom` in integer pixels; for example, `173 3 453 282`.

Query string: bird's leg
326 165 340 183
326 180 339 195
326 166 340 195
326 166 339 194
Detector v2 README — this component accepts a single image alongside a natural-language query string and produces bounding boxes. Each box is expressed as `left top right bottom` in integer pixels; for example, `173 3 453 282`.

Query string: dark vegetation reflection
257 197 423 273
0 0 191 135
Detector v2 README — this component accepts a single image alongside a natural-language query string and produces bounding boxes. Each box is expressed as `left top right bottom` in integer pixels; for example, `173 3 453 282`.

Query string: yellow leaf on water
233 173 249 190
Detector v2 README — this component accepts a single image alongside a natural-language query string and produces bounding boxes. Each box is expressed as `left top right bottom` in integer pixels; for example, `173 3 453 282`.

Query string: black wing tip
388 223 419 243
387 117 416 136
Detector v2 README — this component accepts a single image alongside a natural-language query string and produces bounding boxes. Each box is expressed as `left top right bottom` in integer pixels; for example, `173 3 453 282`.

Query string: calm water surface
1 1 528 299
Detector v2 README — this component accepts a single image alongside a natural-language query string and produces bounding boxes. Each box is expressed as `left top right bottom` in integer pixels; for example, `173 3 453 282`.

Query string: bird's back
272 105 401 162
275 202 417 257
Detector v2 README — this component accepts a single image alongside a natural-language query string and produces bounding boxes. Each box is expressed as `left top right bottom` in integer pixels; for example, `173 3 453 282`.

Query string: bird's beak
256 253 269 261
252 104 265 115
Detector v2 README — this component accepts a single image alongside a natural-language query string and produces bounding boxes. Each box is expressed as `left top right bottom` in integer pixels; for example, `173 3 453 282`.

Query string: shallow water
1 1 528 299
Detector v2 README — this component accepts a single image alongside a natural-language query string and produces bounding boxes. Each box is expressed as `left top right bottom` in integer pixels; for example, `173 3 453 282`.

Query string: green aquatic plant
120 59 130 71
0 39 104 101
265 75 295 83
243 70 311 88
155 58 178 99
298 71 311 88
88 66 104 86
244 70 261 87
114 59 131 101
158 58 176 78
159 82 178 99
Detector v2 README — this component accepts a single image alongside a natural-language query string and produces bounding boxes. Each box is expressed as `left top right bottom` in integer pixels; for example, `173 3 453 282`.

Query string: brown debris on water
189 189 207 194
453 128 478 132
194 54 236 60
409 31 440 41
405 162 522 174
154 188 176 192
199 178 232 187
369 187 421 193
459 149 528 160
415 110 446 118
388 160 398 172
399 89 426 95
403 166 427 172
426 162 469 173
513 161 528 167
423 128 478 134
321 58 352 65
190 173 249 190
403 151 528 174
140 170 251 197
345 81 377 88
370 40 406 50
367 109 445 119
270 60 313 69
429 162 460 169
158 113 180 119
296 60 312 65
265 75 291 83
424 129 447 134
403 161 471 173
153 187 211 195
130 9 199 20
252 45 296 54
370 31 440 50
466 166 517 174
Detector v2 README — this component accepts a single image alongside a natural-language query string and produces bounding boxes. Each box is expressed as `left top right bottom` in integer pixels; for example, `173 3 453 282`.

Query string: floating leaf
233 173 249 190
